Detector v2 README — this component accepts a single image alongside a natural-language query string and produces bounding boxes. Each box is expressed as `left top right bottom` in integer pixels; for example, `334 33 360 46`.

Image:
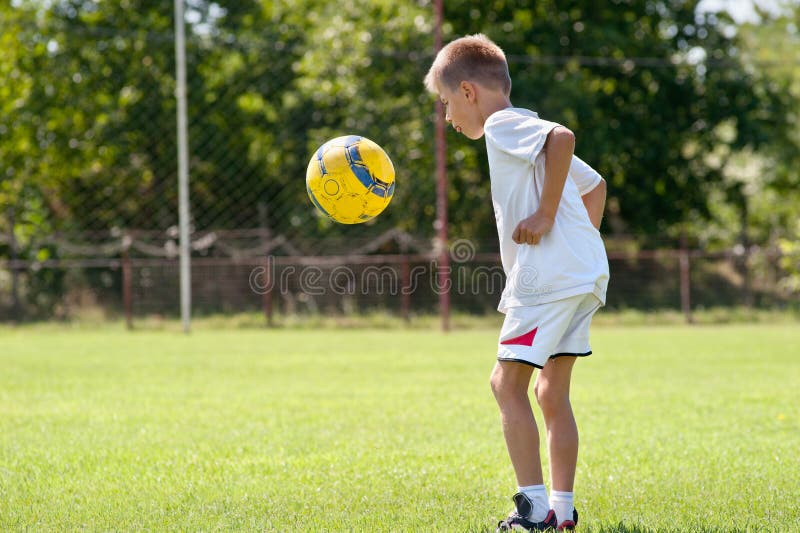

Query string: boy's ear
460 80 477 103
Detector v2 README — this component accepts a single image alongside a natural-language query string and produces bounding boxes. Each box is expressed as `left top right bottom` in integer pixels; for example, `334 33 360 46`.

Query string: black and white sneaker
496 492 558 532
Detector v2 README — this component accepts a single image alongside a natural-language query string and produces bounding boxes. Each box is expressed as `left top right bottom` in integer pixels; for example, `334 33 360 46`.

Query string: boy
424 34 609 531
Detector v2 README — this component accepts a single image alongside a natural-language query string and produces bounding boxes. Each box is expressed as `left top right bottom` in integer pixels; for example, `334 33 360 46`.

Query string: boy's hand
512 210 554 245
512 126 573 246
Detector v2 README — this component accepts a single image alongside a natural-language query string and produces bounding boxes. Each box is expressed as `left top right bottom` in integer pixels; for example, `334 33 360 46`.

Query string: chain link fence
1 5 798 324
0 8 441 321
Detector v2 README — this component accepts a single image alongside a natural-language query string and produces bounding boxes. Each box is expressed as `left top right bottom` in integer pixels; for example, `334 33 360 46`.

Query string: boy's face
438 81 484 140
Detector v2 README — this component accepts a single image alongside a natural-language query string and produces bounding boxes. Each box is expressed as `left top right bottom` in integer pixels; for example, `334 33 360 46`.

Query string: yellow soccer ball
306 135 396 224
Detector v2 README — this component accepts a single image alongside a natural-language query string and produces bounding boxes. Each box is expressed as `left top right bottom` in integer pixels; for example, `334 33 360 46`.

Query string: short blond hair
424 34 511 95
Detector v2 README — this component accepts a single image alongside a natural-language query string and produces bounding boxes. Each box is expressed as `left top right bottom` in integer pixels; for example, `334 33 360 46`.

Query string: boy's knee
534 380 569 416
489 369 504 399
489 364 528 404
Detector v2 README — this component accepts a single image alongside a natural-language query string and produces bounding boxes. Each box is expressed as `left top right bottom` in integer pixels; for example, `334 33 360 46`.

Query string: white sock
518 484 549 522
550 490 574 525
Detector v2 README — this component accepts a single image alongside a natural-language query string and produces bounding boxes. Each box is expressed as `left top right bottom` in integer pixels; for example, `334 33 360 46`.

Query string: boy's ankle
550 490 575 527
517 485 549 522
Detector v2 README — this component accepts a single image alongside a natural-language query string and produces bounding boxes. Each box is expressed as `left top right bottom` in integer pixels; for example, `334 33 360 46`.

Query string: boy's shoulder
486 106 539 126
485 107 560 136
485 107 562 160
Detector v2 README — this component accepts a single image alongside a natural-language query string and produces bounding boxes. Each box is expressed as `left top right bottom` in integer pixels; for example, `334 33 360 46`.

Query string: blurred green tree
1 0 179 237
440 0 796 246
0 0 797 254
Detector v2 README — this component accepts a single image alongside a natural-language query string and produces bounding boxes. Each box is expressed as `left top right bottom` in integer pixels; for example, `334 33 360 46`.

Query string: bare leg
490 360 544 487
534 356 578 491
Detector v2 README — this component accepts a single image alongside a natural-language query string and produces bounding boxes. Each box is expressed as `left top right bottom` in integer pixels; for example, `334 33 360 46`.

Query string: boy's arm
512 126 575 245
582 178 606 230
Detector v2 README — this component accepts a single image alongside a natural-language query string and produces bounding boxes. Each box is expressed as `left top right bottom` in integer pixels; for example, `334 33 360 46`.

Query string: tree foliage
0 0 797 255
441 0 796 243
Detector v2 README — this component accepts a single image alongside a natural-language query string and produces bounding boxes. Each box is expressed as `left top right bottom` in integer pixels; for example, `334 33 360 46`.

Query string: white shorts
497 293 602 369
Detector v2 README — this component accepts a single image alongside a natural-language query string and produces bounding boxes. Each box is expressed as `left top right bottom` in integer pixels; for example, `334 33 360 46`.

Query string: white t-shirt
483 107 609 312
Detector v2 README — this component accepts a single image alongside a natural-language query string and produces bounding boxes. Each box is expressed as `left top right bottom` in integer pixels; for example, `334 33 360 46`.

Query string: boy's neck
479 92 513 124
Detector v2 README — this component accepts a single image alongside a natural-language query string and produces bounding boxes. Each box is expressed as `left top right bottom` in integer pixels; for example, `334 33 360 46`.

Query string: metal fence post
122 243 133 330
679 237 693 324
174 0 191 333
434 0 450 332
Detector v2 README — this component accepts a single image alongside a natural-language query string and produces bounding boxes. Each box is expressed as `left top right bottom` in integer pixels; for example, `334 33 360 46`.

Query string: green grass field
1 323 798 532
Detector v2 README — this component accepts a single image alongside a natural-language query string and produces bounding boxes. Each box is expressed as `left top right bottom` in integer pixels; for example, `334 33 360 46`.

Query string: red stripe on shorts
500 327 538 347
